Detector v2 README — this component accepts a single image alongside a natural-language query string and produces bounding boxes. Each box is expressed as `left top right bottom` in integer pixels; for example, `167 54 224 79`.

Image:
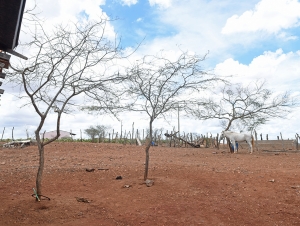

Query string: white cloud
120 0 138 6
149 0 172 9
31 0 106 21
134 0 232 64
213 49 300 138
215 48 300 89
277 31 298 41
222 0 300 35
25 0 116 40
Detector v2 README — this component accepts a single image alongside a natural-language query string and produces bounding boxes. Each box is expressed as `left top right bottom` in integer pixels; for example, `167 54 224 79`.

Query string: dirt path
1 142 300 225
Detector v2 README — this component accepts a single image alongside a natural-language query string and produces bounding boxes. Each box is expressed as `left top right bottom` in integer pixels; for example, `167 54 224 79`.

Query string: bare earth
1 142 300 226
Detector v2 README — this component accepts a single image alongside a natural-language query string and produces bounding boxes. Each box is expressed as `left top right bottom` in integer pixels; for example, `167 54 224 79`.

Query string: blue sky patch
101 1 178 47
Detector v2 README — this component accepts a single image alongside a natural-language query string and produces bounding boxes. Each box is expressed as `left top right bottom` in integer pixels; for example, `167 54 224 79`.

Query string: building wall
41 130 72 139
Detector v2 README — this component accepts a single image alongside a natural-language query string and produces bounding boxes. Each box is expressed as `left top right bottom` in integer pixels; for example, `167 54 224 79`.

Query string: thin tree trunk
36 144 45 197
144 141 151 181
144 119 153 181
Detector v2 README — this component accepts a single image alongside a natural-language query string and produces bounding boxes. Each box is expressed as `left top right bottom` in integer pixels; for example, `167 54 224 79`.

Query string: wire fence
1 127 299 151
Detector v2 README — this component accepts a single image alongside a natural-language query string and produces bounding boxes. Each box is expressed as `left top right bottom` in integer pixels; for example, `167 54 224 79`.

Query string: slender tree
124 51 221 181
8 17 128 198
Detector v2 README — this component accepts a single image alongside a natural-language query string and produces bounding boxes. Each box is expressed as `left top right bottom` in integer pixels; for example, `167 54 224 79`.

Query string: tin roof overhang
0 0 27 59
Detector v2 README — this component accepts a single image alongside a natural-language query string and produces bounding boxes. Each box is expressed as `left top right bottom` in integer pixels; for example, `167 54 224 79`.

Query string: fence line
1 127 299 151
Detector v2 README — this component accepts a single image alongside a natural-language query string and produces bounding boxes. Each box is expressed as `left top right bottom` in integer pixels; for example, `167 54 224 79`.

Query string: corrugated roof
0 0 26 51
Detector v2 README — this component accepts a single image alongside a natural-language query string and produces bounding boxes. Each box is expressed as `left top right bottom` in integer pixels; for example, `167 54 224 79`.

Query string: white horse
220 131 254 154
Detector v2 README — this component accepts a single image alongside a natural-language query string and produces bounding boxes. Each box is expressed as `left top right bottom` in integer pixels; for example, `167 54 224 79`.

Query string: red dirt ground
1 142 300 226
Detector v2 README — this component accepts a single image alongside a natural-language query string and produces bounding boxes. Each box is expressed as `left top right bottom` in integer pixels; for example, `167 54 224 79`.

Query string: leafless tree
124 51 221 181
188 81 297 132
8 18 129 199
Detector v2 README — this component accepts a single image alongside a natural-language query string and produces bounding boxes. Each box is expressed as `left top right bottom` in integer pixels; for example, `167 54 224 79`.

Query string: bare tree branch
122 50 223 180
8 17 130 196
188 80 298 132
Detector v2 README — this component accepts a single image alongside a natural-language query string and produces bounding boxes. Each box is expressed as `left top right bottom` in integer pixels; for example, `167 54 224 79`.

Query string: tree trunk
144 140 151 181
36 144 45 197
144 119 153 181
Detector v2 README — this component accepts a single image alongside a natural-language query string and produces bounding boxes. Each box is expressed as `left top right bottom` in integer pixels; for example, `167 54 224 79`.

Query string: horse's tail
251 135 254 148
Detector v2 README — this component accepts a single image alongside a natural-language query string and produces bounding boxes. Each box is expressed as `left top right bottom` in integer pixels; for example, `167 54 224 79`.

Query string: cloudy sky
1 0 300 140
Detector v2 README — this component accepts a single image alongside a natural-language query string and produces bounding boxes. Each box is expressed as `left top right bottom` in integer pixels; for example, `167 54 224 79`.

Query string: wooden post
129 131 132 145
260 133 262 140
216 133 219 150
296 133 299 151
178 105 180 137
132 122 134 145
12 127 14 141
1 127 5 141
254 130 258 152
280 132 285 151
266 134 268 140
120 121 123 140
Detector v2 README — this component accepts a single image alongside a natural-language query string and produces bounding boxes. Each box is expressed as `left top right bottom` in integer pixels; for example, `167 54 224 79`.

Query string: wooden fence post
132 122 134 145
120 121 123 141
254 130 258 152
280 132 285 151
295 133 298 151
1 127 5 141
